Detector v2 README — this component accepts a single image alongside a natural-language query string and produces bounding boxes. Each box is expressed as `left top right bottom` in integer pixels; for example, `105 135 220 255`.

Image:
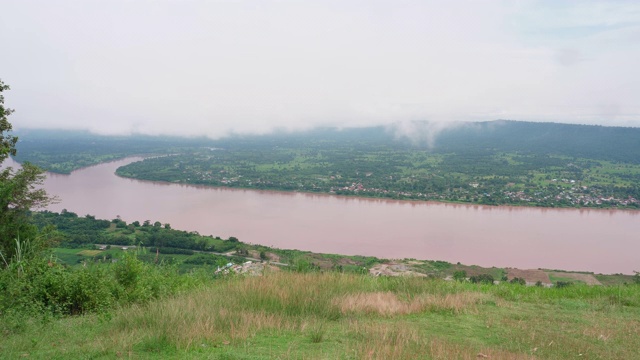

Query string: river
4 157 639 274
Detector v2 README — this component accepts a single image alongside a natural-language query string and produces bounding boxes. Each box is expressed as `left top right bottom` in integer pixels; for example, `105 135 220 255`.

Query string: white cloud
1 0 638 138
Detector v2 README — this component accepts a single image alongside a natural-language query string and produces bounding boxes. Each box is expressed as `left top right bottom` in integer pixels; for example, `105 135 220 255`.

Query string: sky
1 0 639 138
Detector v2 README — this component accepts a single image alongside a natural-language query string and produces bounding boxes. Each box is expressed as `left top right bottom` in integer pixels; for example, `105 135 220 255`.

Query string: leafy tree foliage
453 270 467 281
0 80 17 161
0 80 52 261
469 274 495 285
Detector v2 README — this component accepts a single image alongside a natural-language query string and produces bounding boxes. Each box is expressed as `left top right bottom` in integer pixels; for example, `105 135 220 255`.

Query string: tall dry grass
103 272 640 358
335 291 485 316
4 271 637 359
107 271 483 351
348 321 428 359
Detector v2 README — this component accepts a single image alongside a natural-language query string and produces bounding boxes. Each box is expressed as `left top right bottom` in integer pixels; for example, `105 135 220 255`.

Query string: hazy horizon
2 1 639 138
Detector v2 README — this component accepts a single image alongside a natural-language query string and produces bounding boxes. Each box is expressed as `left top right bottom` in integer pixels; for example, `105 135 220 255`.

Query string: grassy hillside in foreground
2 272 639 359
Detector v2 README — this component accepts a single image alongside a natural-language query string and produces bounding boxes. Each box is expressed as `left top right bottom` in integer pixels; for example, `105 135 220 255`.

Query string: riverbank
8 154 639 212
4 212 637 358
39 210 639 282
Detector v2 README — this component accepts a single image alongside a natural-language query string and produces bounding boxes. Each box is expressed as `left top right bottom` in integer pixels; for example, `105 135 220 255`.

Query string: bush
0 255 114 317
470 274 494 285
555 281 573 288
453 270 467 282
0 243 210 324
291 258 320 273
509 277 526 285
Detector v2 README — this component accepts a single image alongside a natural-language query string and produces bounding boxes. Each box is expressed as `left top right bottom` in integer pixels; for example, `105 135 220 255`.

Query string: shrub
0 253 115 317
469 274 494 285
555 281 573 288
291 258 320 273
453 270 467 282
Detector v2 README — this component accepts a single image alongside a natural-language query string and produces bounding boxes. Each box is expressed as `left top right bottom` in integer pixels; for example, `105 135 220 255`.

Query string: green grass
51 248 91 265
2 272 639 359
549 275 585 285
595 274 636 286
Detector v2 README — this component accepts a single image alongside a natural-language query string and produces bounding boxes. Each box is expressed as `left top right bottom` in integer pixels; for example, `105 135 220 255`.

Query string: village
330 181 639 208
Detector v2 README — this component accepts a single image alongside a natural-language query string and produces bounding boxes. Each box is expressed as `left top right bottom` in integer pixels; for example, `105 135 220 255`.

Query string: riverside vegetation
15 121 640 209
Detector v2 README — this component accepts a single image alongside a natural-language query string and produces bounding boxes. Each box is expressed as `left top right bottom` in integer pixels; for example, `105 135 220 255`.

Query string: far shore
9 155 638 212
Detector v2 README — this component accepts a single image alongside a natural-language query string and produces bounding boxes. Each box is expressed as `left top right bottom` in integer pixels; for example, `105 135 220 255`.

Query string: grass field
76 249 103 256
2 272 639 359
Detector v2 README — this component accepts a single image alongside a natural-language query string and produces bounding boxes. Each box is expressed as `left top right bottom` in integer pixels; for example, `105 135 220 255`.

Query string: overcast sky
1 1 639 137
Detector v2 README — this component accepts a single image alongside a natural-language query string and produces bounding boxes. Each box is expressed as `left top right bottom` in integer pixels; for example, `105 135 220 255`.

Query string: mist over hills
14 120 640 169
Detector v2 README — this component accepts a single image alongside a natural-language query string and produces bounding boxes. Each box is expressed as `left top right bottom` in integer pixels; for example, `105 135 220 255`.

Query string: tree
0 82 18 158
0 79 52 262
453 270 467 282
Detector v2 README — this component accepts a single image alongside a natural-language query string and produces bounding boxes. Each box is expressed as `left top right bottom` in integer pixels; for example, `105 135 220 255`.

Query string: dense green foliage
0 243 212 325
29 210 385 272
0 80 52 263
113 122 640 208
0 80 18 160
31 210 239 252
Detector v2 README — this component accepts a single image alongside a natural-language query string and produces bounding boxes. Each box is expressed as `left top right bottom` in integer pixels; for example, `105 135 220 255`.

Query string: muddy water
5 157 640 274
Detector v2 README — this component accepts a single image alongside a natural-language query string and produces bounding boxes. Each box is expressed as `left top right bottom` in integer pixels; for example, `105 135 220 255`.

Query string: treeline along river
5 157 640 274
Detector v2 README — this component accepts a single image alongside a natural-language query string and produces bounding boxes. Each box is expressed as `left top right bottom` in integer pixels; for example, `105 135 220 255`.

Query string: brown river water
4 157 639 274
